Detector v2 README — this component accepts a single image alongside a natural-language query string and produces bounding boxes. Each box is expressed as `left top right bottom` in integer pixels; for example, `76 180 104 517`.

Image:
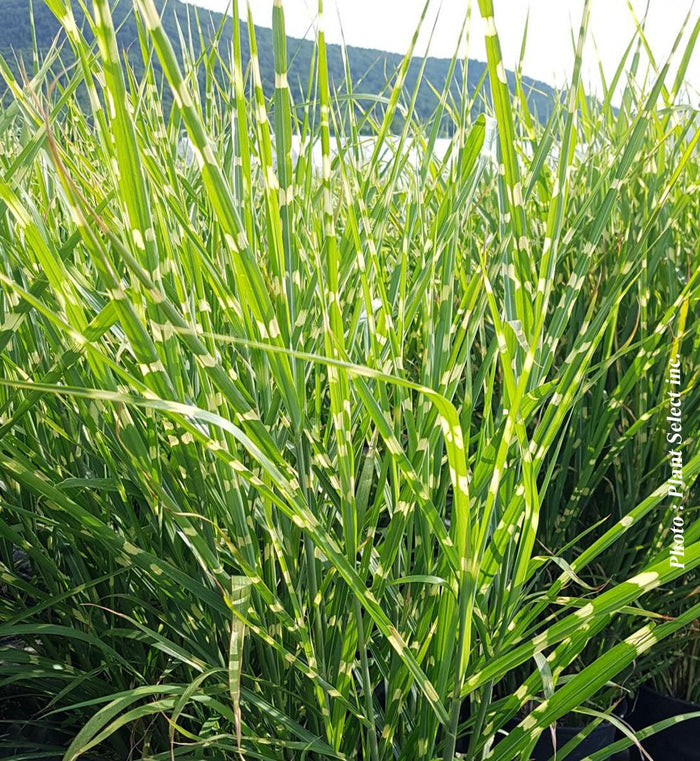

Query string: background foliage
0 0 560 126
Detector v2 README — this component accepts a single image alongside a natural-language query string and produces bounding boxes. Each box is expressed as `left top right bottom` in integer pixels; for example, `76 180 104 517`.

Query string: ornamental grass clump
0 0 698 759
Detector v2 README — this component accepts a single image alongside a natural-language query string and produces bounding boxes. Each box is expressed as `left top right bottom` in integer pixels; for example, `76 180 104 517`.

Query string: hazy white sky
183 0 700 101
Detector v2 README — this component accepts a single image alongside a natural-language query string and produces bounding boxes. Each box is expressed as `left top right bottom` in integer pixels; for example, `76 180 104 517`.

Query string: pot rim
636 684 700 711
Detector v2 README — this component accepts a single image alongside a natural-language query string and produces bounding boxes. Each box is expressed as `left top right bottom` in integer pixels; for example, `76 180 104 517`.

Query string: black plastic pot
483 713 630 761
503 721 629 761
627 686 700 761
526 722 629 761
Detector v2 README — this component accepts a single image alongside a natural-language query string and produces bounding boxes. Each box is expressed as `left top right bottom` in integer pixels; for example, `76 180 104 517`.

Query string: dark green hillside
0 0 559 127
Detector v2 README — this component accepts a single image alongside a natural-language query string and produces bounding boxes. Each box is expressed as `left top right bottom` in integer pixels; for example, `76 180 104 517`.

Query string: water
177 116 500 171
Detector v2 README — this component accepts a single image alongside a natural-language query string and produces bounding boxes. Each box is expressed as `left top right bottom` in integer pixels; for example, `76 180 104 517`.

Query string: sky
182 0 700 104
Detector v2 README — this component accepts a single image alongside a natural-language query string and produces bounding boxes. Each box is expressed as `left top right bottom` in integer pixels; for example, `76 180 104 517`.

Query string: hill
0 0 560 127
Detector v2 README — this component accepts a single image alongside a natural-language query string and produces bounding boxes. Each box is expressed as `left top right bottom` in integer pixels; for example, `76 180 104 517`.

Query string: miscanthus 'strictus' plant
0 0 699 758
